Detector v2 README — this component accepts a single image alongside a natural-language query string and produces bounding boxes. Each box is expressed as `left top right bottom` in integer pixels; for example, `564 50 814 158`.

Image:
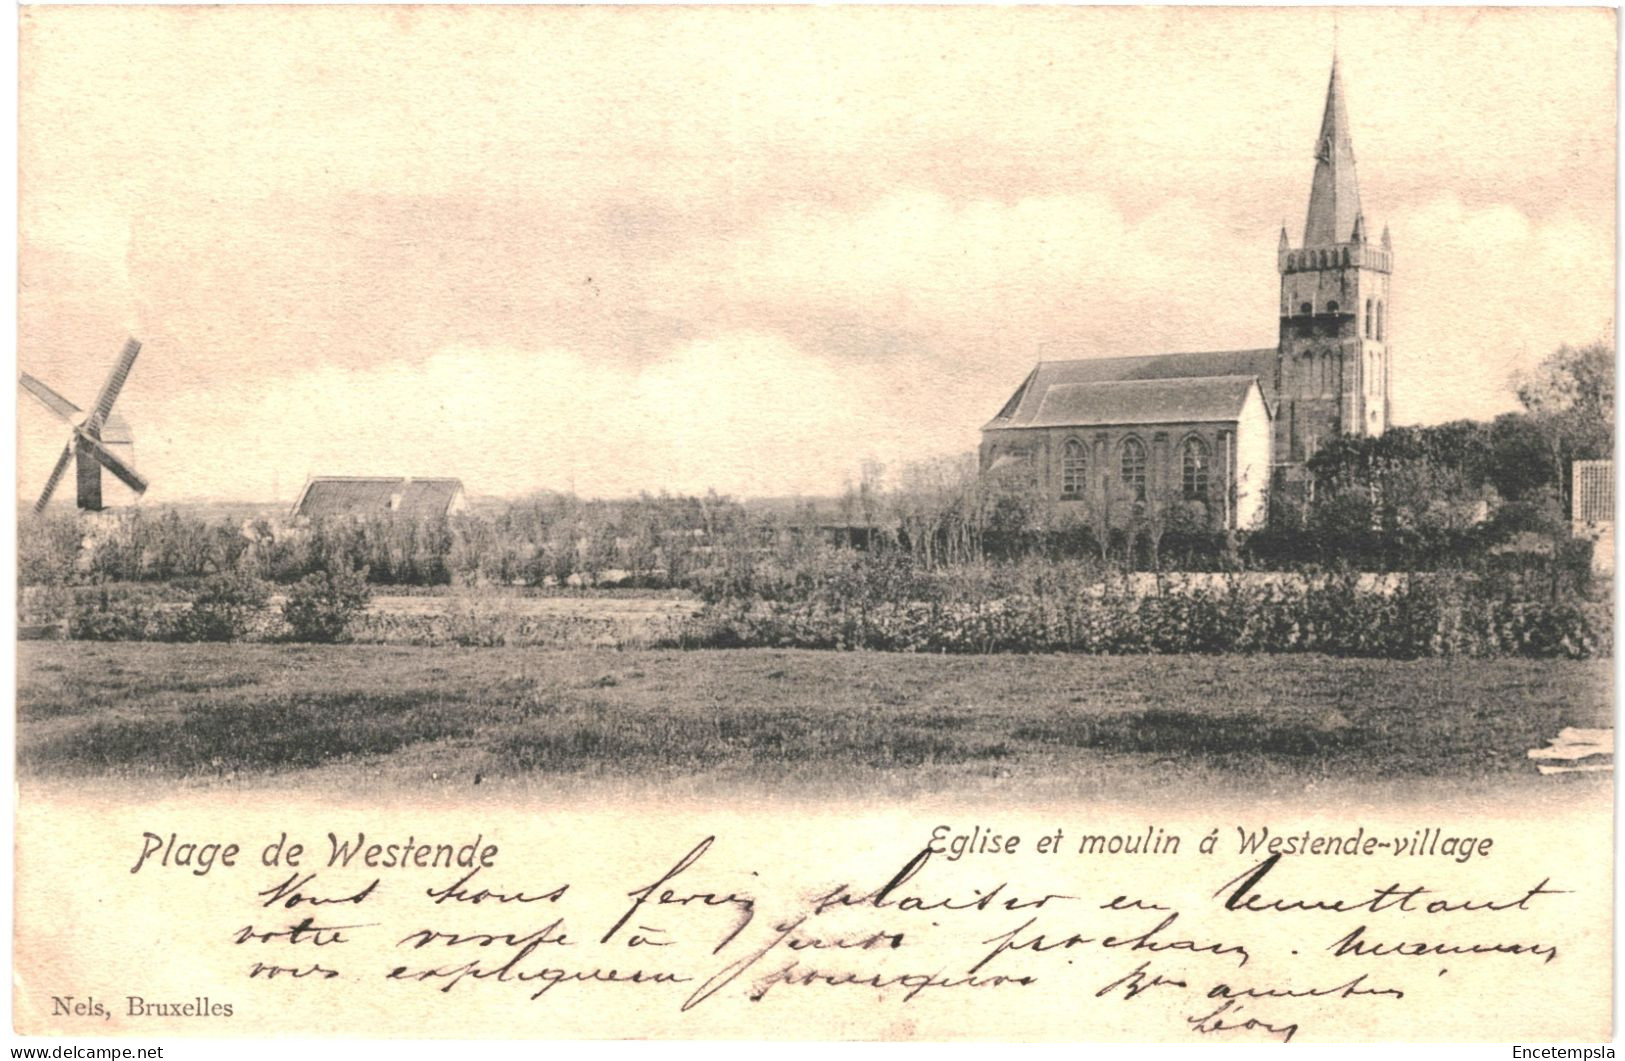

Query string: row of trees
1286 341 1613 542
21 493 762 590
18 342 1612 588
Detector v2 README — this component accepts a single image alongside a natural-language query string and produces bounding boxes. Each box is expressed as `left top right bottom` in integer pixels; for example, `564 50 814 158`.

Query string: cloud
1392 195 1614 425
16 9 1615 501
20 187 1613 503
717 189 1273 374
19 333 889 502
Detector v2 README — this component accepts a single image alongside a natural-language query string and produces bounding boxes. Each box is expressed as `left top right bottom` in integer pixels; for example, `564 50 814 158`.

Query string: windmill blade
34 444 73 512
84 337 141 438
81 434 148 495
19 373 81 423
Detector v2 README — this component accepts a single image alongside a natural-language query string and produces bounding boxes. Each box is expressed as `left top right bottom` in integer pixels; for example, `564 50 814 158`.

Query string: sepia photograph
10 5 1617 1045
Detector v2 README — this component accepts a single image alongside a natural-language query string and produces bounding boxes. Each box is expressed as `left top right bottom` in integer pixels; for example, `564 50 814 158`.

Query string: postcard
13 5 1616 1045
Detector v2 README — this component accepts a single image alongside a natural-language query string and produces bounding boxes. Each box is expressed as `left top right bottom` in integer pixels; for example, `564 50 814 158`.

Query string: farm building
290 476 466 521
982 57 1393 530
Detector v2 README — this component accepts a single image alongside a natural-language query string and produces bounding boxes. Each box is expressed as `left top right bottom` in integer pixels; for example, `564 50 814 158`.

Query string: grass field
16 641 1612 802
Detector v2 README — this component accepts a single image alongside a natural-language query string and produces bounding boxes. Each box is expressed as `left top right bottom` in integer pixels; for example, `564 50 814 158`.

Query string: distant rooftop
290 476 465 520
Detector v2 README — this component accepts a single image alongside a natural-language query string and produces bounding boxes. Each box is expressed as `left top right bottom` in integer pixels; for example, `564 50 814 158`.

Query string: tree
890 454 983 568
1487 412 1554 502
1515 340 1615 509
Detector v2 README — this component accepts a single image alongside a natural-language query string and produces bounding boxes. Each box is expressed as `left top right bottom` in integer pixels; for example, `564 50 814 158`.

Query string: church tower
1276 57 1392 485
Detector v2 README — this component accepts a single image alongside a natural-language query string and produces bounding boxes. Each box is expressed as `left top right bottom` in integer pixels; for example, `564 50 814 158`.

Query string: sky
16 6 1617 503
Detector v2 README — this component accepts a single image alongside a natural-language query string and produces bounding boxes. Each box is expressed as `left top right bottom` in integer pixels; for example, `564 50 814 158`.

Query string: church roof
1303 57 1363 247
985 348 1277 430
987 370 1267 432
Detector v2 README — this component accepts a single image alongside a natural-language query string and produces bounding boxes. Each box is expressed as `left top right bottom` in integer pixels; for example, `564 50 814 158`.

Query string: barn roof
291 476 464 520
985 349 1277 431
397 478 464 516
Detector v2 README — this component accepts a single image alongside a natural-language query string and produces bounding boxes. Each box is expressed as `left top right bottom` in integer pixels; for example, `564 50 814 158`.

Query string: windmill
21 338 149 513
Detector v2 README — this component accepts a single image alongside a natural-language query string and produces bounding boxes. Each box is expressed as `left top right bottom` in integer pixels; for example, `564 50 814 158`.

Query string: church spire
1303 56 1363 247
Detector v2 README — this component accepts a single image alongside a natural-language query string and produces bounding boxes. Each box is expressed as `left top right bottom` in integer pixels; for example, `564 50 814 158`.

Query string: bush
19 515 84 586
281 567 372 643
665 557 1611 661
177 574 270 642
20 585 72 631
67 587 178 642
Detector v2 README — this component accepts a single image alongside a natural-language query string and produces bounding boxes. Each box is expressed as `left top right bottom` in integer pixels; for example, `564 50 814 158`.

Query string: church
980 59 1393 531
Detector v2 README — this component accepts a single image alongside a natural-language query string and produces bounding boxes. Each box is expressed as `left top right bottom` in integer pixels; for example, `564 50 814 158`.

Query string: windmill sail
23 337 149 513
81 434 148 495
34 444 74 512
20 373 81 423
84 338 141 438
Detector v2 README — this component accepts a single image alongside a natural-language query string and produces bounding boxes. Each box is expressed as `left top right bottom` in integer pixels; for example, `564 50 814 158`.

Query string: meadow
16 495 1610 796
17 640 1611 799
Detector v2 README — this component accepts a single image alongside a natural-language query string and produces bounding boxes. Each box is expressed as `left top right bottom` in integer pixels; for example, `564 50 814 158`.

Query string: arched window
1327 300 1340 314
1299 301 1313 316
1120 438 1147 503
1061 438 1087 499
1181 437 1210 500
1364 298 1373 338
1376 301 1385 341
